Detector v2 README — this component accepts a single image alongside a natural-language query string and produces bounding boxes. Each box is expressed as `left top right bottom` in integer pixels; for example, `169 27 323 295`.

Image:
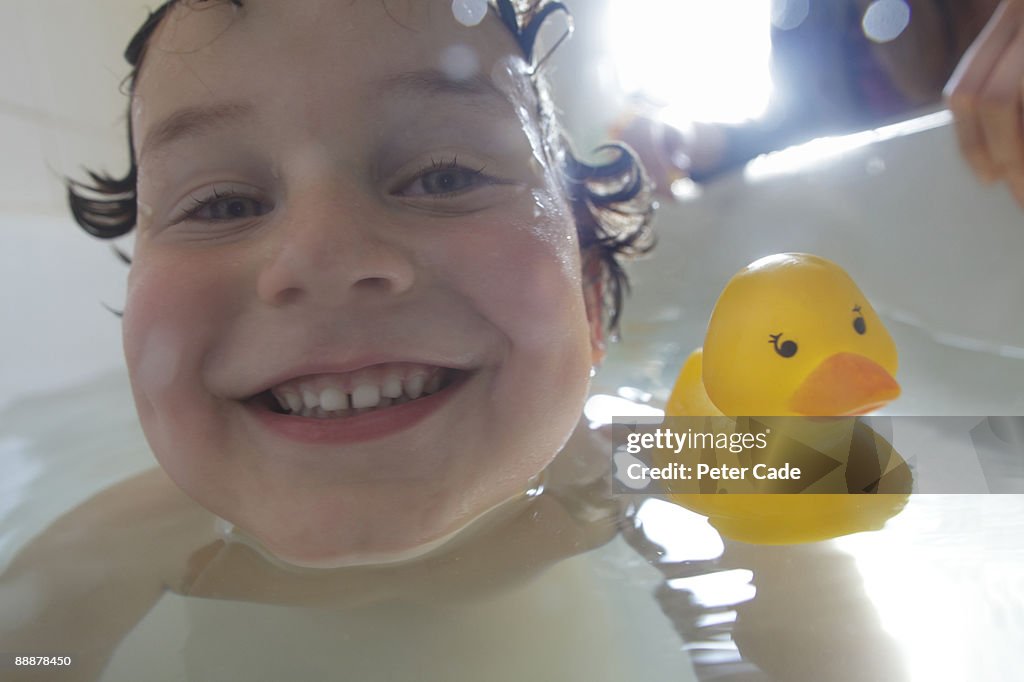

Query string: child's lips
242 368 472 445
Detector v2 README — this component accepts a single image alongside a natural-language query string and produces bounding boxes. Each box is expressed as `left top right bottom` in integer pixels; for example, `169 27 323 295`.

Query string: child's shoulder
1 468 218 678
6 467 217 586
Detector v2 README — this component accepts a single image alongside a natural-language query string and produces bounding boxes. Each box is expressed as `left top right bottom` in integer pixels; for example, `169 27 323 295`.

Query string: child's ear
582 252 607 367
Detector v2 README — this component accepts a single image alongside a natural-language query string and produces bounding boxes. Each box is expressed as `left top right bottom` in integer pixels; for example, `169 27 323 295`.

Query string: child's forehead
148 0 524 76
133 0 533 137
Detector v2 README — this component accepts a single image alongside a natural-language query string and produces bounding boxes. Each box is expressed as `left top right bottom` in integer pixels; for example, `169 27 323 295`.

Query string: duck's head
703 253 899 416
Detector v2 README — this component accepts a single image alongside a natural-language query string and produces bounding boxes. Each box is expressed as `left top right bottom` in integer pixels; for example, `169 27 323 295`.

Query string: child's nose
256 187 416 308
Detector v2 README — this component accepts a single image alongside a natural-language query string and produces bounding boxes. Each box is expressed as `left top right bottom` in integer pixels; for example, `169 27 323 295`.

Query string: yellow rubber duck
667 253 900 417
658 253 910 544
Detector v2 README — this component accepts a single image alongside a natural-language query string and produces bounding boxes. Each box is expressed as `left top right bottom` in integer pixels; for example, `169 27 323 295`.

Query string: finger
617 118 685 196
658 124 691 176
945 2 1019 180
945 0 1019 98
977 32 1024 175
951 105 1001 182
1006 173 1024 207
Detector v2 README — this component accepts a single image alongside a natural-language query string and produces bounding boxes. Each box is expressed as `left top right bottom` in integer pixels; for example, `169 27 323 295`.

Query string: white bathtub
596 110 1024 416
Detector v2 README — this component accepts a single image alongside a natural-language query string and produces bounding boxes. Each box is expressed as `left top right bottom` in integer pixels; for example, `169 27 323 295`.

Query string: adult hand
945 0 1024 206
610 113 690 198
610 113 730 198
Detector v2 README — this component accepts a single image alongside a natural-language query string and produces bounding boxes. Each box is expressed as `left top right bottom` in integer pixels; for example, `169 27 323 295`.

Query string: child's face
124 0 599 566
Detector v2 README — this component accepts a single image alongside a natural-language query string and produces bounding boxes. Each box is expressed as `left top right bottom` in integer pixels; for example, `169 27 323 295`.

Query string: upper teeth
269 363 449 417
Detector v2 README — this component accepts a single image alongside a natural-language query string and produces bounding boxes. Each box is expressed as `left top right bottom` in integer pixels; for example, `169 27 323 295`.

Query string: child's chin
235 519 462 570
264 534 457 570
231 482 538 570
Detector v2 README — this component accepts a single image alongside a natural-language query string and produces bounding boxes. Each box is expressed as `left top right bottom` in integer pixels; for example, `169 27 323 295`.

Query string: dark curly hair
67 0 655 333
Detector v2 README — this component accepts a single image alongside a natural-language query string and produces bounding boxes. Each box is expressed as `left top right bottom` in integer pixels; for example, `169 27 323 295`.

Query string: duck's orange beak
789 352 900 416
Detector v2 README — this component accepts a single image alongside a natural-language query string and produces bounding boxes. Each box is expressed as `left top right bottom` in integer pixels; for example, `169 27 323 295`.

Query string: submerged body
2 422 696 681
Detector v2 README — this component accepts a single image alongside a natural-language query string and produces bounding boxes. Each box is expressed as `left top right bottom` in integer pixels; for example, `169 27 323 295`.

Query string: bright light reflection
835 531 968 681
667 569 756 608
635 498 724 562
608 0 773 125
0 437 40 567
743 109 952 182
0 437 39 524
583 393 663 428
832 495 1024 681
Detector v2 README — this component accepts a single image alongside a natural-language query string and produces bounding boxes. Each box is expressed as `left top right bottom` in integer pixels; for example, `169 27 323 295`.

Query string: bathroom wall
1 1 143 410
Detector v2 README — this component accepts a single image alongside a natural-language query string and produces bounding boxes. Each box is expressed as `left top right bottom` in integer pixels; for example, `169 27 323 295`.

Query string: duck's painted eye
852 304 866 335
769 334 798 358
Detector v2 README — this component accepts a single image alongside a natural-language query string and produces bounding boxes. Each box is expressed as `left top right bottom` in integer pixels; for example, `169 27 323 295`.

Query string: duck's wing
666 348 722 417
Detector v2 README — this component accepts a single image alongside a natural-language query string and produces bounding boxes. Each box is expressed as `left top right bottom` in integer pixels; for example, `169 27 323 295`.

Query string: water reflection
833 495 1024 682
743 110 951 182
634 499 723 562
626 497 911 681
0 437 39 562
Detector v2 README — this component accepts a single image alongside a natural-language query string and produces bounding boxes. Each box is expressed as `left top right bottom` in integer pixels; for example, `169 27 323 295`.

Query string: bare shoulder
0 468 218 679
4 467 216 583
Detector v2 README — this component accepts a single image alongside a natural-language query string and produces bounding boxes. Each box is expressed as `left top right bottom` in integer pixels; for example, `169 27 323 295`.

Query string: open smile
244 362 472 444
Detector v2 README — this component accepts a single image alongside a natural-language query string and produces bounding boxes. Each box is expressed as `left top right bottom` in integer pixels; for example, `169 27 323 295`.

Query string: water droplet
451 0 488 27
771 0 809 31
524 472 546 497
862 0 910 44
439 44 480 81
670 177 703 201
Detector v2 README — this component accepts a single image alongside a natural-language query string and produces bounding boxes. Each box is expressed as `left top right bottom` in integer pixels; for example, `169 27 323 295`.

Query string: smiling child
1 2 657 676
66 0 653 568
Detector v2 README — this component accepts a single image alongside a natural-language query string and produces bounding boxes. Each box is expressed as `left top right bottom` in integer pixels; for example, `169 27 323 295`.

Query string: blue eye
419 168 480 194
400 158 490 198
180 189 269 223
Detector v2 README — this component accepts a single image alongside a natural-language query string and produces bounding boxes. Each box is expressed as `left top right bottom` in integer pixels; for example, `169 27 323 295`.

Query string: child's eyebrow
139 101 254 162
374 69 513 116
137 70 511 163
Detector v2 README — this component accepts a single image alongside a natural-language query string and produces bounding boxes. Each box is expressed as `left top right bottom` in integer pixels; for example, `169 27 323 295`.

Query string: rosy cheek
127 323 187 403
122 258 217 406
122 261 235 480
489 242 584 346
